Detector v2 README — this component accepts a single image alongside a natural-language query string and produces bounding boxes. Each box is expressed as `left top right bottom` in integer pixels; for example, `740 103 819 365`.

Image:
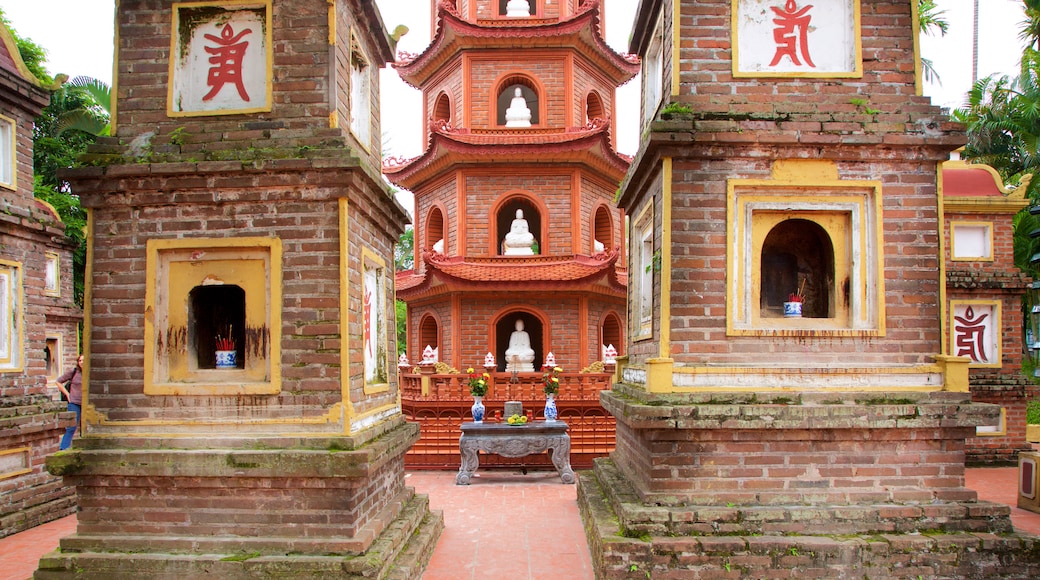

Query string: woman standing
56 354 84 450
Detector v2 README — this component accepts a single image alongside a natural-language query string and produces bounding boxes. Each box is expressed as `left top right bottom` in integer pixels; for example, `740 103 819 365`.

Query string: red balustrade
400 371 616 470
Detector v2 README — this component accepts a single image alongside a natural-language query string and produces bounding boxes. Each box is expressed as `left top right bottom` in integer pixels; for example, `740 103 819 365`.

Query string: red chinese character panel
951 302 1001 367
170 2 271 115
734 0 861 77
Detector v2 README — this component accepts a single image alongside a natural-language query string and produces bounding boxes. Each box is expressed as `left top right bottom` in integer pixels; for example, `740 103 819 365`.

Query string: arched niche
425 205 446 253
189 284 246 369
593 204 613 253
494 311 545 372
419 312 440 356
601 312 623 356
432 92 451 124
495 75 540 126
760 219 835 319
586 91 605 124
495 196 542 255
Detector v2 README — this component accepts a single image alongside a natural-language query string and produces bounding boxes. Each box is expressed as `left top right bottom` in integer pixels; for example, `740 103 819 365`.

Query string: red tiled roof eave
395 250 627 299
383 124 630 189
394 0 639 88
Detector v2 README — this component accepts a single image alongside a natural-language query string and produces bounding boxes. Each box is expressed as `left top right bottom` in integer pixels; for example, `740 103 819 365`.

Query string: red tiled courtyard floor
2 467 1037 580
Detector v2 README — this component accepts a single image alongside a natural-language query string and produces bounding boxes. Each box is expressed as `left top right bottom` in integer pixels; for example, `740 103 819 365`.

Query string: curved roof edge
0 21 66 90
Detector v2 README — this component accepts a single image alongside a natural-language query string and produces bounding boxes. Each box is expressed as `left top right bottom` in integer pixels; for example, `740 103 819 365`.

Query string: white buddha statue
503 209 535 255
504 87 532 128
504 319 536 372
506 0 531 18
432 238 444 254
593 239 605 254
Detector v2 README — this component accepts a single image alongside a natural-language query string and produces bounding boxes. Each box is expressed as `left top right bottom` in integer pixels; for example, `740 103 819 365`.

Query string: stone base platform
36 419 443 579
578 388 1040 578
580 461 1040 579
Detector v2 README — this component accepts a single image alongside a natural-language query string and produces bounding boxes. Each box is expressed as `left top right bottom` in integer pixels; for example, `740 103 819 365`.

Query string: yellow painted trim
44 333 64 385
631 200 654 342
82 210 93 424
949 299 1003 369
44 252 61 297
167 0 274 118
943 160 1024 196
340 198 355 431
330 111 339 129
0 260 24 373
937 163 947 354
35 199 61 222
82 402 345 429
731 0 863 79
677 363 947 377
0 113 16 191
949 221 995 262
660 157 672 357
328 0 337 45
347 27 374 154
671 0 680 96
975 407 1007 437
646 357 674 393
361 246 391 395
0 446 31 480
726 163 885 336
143 237 282 395
911 0 922 97
934 354 970 392
0 24 63 90
111 0 120 134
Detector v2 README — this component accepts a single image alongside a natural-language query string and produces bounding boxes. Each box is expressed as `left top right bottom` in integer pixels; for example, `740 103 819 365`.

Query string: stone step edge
37 494 441 579
578 471 1040 576
589 458 1014 536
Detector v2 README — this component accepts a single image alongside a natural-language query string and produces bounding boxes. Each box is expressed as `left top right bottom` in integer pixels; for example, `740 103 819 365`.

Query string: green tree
1 9 98 306
394 228 414 356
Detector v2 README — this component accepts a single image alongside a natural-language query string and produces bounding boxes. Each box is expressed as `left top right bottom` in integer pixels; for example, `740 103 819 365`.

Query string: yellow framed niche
144 237 282 395
727 161 885 336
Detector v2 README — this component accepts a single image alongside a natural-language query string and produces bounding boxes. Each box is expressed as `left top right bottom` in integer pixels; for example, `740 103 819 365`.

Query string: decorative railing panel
400 371 615 470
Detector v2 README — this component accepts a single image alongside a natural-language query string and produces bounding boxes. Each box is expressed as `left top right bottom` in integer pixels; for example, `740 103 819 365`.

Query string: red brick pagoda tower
386 0 638 469
386 0 638 376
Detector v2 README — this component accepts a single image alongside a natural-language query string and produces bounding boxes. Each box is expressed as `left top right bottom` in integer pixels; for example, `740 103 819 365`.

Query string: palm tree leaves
53 75 111 137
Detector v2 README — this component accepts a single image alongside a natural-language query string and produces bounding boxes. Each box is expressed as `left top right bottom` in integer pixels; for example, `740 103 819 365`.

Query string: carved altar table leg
456 438 480 485
548 435 575 484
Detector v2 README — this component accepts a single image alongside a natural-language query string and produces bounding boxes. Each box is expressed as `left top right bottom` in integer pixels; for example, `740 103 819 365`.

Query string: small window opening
586 92 605 124
45 337 59 380
593 206 613 253
189 285 246 369
760 219 834 319
433 93 451 124
497 199 541 255
495 312 543 372
499 0 536 16
420 314 439 356
497 83 539 126
426 207 445 253
602 313 623 357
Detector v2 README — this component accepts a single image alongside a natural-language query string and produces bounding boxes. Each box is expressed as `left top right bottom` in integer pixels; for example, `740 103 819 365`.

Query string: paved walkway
1 467 1036 580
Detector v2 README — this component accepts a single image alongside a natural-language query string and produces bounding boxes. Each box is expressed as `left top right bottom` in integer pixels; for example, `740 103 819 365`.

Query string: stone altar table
456 421 575 484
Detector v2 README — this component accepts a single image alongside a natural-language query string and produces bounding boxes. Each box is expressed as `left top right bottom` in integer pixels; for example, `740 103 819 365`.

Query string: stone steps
35 493 443 580
578 466 1040 579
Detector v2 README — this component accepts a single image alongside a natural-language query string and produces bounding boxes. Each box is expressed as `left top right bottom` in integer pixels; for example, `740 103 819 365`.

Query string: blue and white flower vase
783 301 802 318
544 393 557 422
215 350 237 369
471 396 485 423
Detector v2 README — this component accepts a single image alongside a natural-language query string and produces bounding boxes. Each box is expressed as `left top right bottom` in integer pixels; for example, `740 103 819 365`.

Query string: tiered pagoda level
386 0 637 468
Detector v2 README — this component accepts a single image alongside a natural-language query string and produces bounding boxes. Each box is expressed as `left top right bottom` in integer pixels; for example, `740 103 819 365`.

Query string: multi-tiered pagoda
387 0 638 374
386 0 636 467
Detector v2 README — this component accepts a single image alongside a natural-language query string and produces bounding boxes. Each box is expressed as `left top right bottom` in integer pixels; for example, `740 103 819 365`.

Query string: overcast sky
0 0 1027 159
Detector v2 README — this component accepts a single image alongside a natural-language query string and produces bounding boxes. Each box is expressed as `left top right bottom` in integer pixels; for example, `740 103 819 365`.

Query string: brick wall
70 161 403 426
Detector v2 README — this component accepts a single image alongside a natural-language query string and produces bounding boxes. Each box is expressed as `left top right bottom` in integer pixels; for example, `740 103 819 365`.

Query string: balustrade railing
400 370 616 470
